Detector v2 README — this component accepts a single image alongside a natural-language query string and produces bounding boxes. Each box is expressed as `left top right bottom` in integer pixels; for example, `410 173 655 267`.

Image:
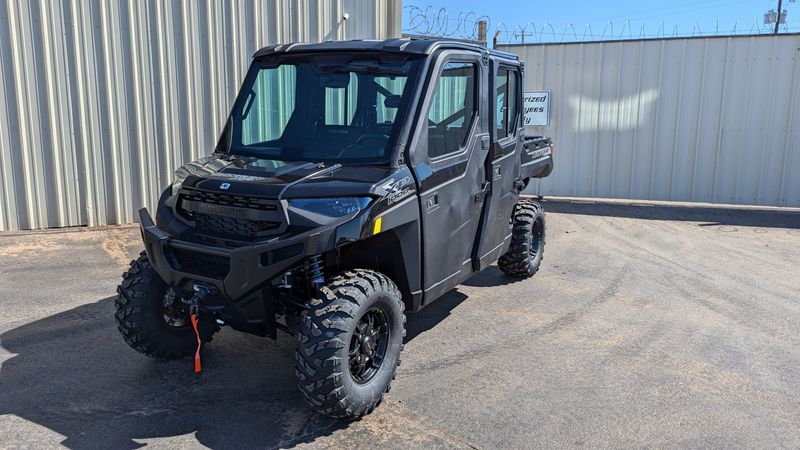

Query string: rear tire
498 200 546 278
115 251 218 360
295 269 405 419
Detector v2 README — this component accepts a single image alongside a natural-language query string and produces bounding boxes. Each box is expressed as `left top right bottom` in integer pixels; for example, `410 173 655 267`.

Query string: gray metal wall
500 34 800 207
0 0 401 231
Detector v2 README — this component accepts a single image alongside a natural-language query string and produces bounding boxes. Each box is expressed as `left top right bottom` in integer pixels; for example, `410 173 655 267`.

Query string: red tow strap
190 313 202 373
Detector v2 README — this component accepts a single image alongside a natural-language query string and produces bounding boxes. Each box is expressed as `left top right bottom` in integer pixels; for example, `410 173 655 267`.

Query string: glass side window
495 68 519 139
240 65 296 145
427 61 477 159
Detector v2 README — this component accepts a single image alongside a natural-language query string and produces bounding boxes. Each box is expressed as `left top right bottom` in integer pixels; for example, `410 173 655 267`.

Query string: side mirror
384 95 401 108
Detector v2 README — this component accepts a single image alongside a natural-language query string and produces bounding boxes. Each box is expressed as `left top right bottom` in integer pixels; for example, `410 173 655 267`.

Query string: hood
178 153 395 199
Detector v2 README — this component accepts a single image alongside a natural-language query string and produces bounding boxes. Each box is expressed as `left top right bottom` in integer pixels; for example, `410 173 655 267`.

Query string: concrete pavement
1 199 799 449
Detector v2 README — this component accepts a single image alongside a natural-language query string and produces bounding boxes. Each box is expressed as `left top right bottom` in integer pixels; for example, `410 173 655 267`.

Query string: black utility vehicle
116 39 554 418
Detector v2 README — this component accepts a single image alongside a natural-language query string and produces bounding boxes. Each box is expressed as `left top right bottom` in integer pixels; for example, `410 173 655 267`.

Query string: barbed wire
402 5 490 41
493 19 799 44
402 4 800 45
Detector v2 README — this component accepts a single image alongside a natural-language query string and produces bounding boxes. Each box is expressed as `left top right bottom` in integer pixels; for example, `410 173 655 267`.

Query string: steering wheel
355 133 390 146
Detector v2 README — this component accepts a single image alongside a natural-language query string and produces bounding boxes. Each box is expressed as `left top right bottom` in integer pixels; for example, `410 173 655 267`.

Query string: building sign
523 91 550 127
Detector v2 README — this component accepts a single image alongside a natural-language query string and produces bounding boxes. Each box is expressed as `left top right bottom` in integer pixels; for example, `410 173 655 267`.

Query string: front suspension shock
306 255 325 292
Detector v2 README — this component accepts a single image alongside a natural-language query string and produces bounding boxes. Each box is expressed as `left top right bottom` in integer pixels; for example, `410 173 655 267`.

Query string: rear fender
520 136 554 181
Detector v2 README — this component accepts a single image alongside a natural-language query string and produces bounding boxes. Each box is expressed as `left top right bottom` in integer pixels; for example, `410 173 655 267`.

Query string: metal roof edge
252 38 518 60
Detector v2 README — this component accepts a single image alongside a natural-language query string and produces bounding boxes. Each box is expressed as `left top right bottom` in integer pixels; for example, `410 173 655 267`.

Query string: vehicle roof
252 38 519 61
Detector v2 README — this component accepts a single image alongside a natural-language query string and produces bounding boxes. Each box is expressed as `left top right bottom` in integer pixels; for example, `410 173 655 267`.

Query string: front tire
115 251 218 359
295 269 406 419
498 200 546 278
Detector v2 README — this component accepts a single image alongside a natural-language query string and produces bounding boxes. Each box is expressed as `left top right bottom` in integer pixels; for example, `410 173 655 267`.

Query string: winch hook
189 285 215 373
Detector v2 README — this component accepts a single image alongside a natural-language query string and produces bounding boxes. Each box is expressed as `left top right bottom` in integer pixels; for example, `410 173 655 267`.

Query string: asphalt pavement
1 198 799 449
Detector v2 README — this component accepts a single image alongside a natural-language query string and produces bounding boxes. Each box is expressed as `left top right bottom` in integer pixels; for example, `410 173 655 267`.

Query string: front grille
170 247 230 279
177 187 286 240
181 188 277 211
194 212 280 239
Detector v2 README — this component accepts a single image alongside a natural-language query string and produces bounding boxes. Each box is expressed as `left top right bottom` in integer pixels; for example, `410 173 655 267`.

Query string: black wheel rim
529 218 544 260
349 307 390 384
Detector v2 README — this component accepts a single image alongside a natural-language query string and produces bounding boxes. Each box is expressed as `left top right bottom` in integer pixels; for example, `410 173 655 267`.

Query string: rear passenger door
474 61 523 269
410 51 489 304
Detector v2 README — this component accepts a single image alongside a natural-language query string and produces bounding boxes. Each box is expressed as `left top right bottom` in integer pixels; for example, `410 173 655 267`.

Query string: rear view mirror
320 73 350 89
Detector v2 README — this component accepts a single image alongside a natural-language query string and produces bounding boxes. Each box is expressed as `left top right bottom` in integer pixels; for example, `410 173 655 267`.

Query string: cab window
241 65 296 145
427 62 477 159
495 68 519 140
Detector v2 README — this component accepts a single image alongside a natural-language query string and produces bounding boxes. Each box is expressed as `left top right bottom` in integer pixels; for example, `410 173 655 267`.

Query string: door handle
474 182 490 203
425 192 440 212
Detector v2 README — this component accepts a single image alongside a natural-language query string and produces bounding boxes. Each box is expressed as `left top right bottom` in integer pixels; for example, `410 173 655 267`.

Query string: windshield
222 53 420 164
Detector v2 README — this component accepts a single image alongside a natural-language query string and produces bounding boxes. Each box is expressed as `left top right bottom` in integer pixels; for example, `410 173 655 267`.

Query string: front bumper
139 208 349 301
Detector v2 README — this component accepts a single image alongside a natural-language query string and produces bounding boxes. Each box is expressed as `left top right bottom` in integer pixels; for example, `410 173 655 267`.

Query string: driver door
410 51 489 305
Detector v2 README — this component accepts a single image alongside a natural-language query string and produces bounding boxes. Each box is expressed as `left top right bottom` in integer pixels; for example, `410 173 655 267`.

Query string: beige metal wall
0 0 401 231
500 34 800 207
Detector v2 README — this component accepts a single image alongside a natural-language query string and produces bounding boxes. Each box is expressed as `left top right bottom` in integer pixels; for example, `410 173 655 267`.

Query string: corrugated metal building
500 34 800 207
0 0 401 231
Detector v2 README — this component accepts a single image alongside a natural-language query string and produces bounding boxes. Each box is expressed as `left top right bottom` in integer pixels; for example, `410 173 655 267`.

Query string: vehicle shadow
0 297 344 449
460 266 521 288
405 289 469 341
0 290 467 449
541 198 800 229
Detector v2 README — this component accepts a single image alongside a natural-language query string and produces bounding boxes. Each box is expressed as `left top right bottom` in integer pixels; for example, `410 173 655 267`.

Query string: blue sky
401 0 799 42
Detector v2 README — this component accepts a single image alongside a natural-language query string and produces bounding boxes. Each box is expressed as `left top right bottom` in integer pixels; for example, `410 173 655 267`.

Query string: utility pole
775 0 783 33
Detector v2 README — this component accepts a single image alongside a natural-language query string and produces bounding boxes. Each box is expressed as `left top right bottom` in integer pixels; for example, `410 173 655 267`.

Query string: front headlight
288 197 372 218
